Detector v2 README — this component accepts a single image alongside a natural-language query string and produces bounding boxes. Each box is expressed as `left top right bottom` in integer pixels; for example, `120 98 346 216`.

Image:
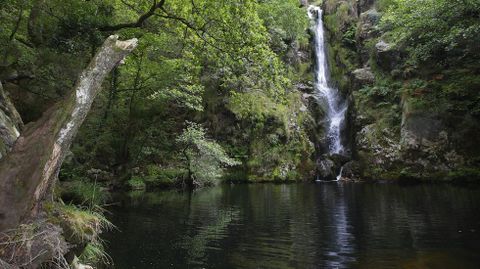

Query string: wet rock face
297 82 315 94
356 124 402 174
316 153 350 180
399 98 465 175
402 113 443 144
317 158 337 181
352 94 467 180
341 160 361 180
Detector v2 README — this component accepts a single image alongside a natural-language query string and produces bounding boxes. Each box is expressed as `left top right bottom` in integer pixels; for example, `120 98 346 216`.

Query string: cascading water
308 6 347 156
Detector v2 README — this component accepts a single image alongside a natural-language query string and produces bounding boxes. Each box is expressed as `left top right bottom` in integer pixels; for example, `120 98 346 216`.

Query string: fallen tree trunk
0 35 137 232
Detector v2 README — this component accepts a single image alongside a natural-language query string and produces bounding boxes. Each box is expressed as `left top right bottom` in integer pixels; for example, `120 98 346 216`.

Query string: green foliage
55 204 113 242
127 176 146 190
258 0 309 51
342 24 357 47
177 122 240 187
1 0 314 186
375 0 396 11
381 0 480 65
142 165 186 188
358 78 401 101
79 242 111 266
228 91 288 126
228 91 315 181
60 180 110 207
446 167 480 182
48 203 113 266
324 1 355 34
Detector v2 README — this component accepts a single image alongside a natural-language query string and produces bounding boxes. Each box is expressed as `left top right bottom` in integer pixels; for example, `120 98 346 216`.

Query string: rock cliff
319 0 480 181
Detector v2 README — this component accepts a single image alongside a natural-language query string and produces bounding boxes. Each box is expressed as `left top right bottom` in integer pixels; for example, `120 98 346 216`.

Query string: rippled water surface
105 183 480 268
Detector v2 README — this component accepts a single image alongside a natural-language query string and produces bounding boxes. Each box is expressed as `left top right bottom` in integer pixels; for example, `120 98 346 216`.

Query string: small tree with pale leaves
177 122 240 188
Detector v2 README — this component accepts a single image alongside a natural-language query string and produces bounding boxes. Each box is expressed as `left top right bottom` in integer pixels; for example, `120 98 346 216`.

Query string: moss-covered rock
228 91 316 181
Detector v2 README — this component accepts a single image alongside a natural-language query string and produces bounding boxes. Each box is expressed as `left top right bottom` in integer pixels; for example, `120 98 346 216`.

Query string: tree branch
99 0 166 31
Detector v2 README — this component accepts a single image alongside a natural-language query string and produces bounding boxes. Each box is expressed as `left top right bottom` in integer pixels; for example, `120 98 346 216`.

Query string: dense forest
0 0 479 268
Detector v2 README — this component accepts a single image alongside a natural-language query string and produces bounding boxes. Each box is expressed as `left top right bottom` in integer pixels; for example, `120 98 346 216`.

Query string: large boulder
352 67 375 88
375 40 401 71
316 154 349 181
355 124 402 179
401 96 445 149
317 158 336 181
297 82 315 94
340 160 361 181
358 0 376 13
399 97 465 176
357 9 380 40
401 113 443 148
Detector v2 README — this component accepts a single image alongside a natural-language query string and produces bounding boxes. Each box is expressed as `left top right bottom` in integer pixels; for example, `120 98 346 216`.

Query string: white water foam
308 6 347 155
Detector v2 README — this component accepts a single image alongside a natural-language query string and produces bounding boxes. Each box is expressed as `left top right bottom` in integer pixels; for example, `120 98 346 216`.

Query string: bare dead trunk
0 35 137 232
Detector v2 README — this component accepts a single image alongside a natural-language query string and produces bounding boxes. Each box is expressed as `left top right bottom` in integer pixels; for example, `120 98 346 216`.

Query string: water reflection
105 183 480 269
319 183 356 268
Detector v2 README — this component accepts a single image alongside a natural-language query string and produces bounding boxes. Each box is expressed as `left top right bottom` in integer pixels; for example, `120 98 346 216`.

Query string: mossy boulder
374 40 402 71
352 67 375 87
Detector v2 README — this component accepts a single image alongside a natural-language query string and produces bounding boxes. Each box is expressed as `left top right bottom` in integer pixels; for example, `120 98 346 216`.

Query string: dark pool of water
104 183 480 269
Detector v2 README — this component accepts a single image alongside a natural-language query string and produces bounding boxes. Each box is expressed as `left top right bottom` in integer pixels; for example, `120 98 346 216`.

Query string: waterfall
308 6 347 155
336 166 344 181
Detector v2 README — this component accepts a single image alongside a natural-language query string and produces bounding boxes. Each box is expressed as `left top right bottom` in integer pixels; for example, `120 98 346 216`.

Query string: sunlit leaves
177 122 240 186
381 0 480 64
258 0 309 46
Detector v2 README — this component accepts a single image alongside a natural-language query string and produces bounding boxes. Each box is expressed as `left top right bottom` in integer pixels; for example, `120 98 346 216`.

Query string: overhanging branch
99 0 166 31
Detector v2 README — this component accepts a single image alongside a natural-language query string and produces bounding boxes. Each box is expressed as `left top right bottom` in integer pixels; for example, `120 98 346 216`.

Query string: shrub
59 180 110 207
177 122 240 187
144 165 186 188
126 177 146 190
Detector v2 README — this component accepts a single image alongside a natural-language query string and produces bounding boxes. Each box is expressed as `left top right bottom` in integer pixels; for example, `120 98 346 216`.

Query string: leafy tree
1 0 314 184
176 122 239 188
258 0 309 54
381 0 480 65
